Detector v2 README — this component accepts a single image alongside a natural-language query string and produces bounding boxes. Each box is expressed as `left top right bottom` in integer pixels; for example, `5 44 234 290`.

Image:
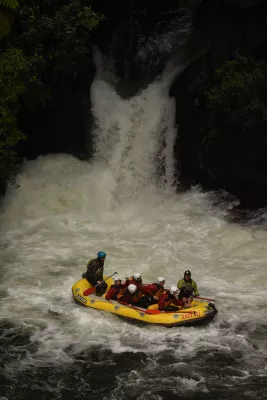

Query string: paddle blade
83 287 96 296
145 309 161 314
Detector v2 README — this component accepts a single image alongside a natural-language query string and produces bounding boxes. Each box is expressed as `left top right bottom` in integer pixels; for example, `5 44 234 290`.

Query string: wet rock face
170 0 267 207
91 0 193 97
19 49 96 161
90 0 266 92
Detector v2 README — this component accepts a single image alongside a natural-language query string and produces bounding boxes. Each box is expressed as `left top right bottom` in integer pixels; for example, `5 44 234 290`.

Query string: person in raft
123 272 143 289
177 270 199 307
82 251 107 296
158 285 184 312
119 275 165 309
116 272 143 301
105 276 123 301
141 277 166 305
119 284 142 305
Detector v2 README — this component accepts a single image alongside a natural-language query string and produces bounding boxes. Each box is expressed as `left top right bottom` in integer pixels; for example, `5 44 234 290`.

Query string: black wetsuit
83 258 107 296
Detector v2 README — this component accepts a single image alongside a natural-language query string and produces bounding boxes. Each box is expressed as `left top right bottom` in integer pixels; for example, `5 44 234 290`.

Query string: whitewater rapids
0 66 267 400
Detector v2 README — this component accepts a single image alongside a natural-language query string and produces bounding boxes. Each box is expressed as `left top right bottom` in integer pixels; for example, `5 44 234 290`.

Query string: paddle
83 272 117 296
118 302 196 315
130 305 161 315
117 302 158 314
193 295 215 302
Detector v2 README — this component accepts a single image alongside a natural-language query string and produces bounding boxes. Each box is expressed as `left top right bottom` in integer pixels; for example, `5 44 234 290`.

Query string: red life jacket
158 291 183 310
120 291 141 305
118 277 143 300
105 284 122 300
142 283 165 298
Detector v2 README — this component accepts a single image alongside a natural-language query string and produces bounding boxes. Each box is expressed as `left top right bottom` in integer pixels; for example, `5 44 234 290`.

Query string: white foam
0 57 267 381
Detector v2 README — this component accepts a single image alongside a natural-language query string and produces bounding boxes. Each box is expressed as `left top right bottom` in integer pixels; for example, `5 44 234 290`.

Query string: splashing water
90 51 180 204
1 57 267 400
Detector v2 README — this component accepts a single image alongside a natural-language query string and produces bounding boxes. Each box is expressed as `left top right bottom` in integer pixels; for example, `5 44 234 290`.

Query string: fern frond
0 13 11 38
0 0 19 9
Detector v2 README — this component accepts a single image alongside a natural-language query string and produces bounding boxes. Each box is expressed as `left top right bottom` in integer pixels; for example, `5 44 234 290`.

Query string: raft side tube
71 277 217 327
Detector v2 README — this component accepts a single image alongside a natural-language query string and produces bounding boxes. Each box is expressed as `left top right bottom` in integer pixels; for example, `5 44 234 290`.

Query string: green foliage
0 0 19 39
0 0 19 8
17 0 104 58
205 54 267 134
0 0 104 186
0 13 11 38
12 1 104 110
0 49 29 181
207 55 266 106
192 53 267 182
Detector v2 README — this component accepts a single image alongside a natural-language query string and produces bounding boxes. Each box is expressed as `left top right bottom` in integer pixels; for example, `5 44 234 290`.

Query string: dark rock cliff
171 0 267 207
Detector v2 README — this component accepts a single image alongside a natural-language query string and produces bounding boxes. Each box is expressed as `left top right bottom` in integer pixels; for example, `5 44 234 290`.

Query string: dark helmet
184 270 191 277
97 251 106 259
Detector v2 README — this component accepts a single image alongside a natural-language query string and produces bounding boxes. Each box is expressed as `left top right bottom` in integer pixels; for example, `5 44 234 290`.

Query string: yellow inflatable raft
72 276 217 327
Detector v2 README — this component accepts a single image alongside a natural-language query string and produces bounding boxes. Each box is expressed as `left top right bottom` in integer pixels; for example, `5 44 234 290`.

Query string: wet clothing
83 257 107 296
158 291 183 311
105 284 123 301
122 277 143 290
142 283 165 300
84 258 104 283
134 295 152 309
141 283 165 307
120 283 154 308
117 277 143 300
119 290 141 305
177 278 198 299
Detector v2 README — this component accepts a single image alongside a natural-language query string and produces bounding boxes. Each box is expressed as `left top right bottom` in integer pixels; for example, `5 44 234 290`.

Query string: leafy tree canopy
206 54 267 136
0 48 28 181
0 0 104 187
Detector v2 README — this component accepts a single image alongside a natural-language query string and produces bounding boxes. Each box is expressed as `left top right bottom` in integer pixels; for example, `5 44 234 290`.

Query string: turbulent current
1 64 267 400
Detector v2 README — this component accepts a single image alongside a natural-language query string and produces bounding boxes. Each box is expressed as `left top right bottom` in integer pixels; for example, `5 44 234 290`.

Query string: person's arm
177 279 185 290
145 284 161 300
120 293 131 305
192 280 199 296
122 278 130 288
105 287 114 300
86 260 100 282
158 293 167 310
173 297 184 306
94 262 104 283
141 284 154 297
132 291 143 303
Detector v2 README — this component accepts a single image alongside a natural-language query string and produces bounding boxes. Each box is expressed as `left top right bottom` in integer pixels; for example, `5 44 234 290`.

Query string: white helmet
114 276 121 282
128 284 137 294
133 272 141 281
157 277 165 284
170 285 178 295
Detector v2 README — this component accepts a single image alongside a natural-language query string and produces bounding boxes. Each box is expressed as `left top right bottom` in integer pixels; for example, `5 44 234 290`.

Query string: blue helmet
97 251 106 259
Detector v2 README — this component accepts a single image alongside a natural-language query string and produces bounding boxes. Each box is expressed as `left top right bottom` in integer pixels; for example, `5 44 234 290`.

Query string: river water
1 63 267 400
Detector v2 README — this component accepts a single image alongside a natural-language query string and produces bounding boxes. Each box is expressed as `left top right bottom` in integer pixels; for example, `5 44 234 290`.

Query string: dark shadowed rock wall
170 0 267 207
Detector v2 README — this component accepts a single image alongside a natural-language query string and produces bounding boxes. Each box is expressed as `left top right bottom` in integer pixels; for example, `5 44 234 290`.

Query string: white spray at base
0 56 267 397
